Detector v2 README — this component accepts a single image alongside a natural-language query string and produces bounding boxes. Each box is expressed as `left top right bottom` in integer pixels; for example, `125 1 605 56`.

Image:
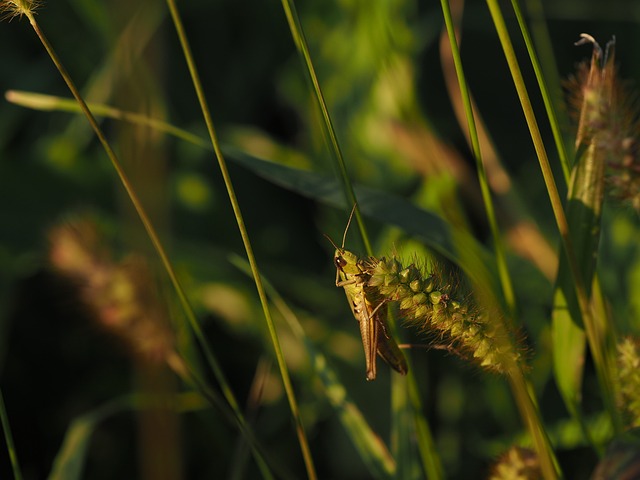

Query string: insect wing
374 306 409 376
360 294 379 381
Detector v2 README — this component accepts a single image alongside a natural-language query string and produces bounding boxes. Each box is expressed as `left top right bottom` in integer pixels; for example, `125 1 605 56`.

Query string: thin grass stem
440 0 516 315
406 374 443 479
164 1 317 478
510 0 571 185
279 0 372 256
17 8 273 478
0 388 22 480
166 354 279 480
508 366 562 480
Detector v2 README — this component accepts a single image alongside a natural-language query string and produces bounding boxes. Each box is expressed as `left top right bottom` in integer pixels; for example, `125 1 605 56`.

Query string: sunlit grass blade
47 393 205 480
5 90 209 149
440 0 516 315
164 1 316 477
509 0 571 184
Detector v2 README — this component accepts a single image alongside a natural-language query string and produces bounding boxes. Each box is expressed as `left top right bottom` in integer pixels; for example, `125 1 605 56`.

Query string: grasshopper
325 207 408 381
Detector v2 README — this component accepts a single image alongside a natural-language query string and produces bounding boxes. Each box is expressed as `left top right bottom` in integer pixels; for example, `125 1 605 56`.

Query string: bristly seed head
616 337 640 427
0 0 40 21
365 255 522 373
48 217 176 365
568 34 640 211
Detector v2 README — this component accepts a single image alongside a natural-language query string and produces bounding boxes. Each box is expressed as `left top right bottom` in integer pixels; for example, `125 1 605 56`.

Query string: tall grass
2 0 640 479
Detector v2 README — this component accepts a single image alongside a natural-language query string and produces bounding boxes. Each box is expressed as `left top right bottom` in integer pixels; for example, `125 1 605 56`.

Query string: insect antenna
341 203 358 249
323 204 358 251
323 233 339 250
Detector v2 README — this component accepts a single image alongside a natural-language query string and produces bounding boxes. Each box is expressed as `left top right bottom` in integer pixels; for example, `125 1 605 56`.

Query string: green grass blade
509 0 571 184
551 145 603 425
164 1 316 477
5 90 209 149
440 0 516 315
278 0 372 256
406 374 443 479
0 388 22 480
48 403 120 480
48 394 205 480
315 354 396 479
228 148 493 271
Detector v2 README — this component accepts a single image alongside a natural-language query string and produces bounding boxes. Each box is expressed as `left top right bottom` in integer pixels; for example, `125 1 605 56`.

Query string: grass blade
48 394 205 480
279 0 372 255
440 0 516 315
164 1 316 477
510 0 571 184
0 388 22 480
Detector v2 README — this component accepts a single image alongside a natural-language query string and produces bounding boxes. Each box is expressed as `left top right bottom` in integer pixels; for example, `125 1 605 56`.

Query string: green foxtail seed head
568 35 640 211
365 255 521 373
0 0 39 20
48 218 176 365
489 447 541 480
616 337 640 427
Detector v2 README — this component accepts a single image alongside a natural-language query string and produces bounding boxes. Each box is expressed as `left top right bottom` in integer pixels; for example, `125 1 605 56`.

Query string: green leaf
313 346 396 479
48 394 204 480
48 415 97 480
48 401 123 480
225 147 492 272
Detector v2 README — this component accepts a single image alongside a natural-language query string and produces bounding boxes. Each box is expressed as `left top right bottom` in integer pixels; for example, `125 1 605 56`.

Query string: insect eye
335 256 346 268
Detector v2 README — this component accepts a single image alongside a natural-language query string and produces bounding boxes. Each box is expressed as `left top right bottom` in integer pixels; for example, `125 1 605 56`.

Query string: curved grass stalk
440 0 516 315
4 4 272 478
5 90 210 149
164 1 316 478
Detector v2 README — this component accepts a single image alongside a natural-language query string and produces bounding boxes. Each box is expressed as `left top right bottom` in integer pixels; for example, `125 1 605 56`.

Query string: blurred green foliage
2 0 640 478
